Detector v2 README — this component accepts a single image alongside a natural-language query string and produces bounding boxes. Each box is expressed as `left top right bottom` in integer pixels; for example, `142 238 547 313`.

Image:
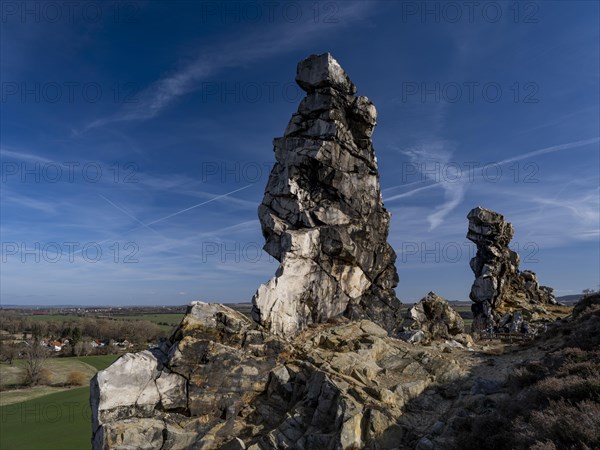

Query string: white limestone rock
252 53 402 337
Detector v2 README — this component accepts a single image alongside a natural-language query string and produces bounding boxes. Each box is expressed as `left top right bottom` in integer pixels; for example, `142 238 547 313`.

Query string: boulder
400 292 464 341
91 350 165 427
295 53 357 94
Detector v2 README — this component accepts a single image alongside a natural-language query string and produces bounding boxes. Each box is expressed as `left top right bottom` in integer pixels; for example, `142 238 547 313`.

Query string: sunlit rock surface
92 302 466 450
400 292 465 342
467 206 557 332
251 53 402 337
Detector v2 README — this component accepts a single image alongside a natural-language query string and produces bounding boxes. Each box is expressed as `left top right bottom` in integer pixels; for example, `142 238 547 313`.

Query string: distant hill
556 294 584 305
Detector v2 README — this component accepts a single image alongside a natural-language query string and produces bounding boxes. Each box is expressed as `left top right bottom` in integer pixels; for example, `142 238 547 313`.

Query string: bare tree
0 341 19 365
127 320 162 345
0 312 22 334
30 321 48 340
23 341 50 386
73 341 92 356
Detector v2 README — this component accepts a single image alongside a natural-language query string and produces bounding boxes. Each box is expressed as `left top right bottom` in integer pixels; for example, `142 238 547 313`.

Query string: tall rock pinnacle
251 53 402 336
467 206 556 332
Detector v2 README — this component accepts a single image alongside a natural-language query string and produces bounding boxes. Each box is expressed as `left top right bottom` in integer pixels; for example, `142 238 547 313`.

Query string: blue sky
1 1 598 306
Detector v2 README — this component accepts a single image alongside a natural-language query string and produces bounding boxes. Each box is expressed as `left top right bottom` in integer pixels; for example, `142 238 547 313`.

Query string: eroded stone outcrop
400 292 465 343
92 302 467 450
467 206 557 332
251 53 401 337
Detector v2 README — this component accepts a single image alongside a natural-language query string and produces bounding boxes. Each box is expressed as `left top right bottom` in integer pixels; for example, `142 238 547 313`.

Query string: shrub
572 293 600 318
520 400 600 449
556 360 600 379
509 362 549 390
529 440 557 450
38 367 52 385
66 371 87 386
536 375 600 402
454 302 600 450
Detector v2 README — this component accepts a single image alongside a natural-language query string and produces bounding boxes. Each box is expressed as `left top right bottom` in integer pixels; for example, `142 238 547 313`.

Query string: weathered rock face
92 302 467 450
466 206 556 332
400 292 465 342
251 53 401 337
91 302 287 450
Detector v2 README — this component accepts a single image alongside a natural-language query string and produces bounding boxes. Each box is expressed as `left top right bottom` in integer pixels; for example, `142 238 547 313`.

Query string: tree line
0 312 170 361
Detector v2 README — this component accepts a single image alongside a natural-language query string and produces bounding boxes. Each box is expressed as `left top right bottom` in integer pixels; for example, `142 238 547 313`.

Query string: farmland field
451 303 474 327
0 387 91 450
75 355 121 371
0 355 118 450
17 311 186 334
27 315 83 322
26 312 185 327
114 313 185 331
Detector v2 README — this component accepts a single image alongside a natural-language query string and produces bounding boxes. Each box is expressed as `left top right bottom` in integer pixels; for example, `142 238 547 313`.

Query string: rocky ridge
251 53 402 337
91 302 468 450
89 53 583 450
91 295 588 450
466 206 558 332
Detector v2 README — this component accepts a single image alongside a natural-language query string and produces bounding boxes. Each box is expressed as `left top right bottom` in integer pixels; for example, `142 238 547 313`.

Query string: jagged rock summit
251 53 402 337
467 206 557 332
91 54 411 450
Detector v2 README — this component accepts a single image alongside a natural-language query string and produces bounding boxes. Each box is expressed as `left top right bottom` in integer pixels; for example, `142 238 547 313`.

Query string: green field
27 312 184 323
27 315 83 322
115 313 184 332
117 313 184 322
75 355 121 371
0 355 118 450
24 312 185 333
0 387 92 450
452 304 474 327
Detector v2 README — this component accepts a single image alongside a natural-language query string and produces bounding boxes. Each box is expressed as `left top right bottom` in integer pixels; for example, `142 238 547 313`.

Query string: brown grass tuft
66 370 87 386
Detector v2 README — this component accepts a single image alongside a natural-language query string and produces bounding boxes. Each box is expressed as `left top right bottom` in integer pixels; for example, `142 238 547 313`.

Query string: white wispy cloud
392 141 467 230
0 147 52 164
83 2 373 131
1 190 58 214
386 137 599 230
504 185 600 246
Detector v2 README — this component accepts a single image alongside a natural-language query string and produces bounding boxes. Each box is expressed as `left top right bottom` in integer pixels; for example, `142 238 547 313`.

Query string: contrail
98 194 160 235
490 137 599 167
85 185 255 250
386 183 440 201
135 184 254 228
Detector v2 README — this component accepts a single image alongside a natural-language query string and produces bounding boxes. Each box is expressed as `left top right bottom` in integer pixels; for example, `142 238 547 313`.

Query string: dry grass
66 371 87 386
2 358 97 387
520 400 600 448
37 367 53 385
454 296 600 450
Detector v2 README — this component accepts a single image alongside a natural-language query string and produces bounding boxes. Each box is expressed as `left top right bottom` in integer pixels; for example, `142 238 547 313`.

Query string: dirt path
392 339 545 449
